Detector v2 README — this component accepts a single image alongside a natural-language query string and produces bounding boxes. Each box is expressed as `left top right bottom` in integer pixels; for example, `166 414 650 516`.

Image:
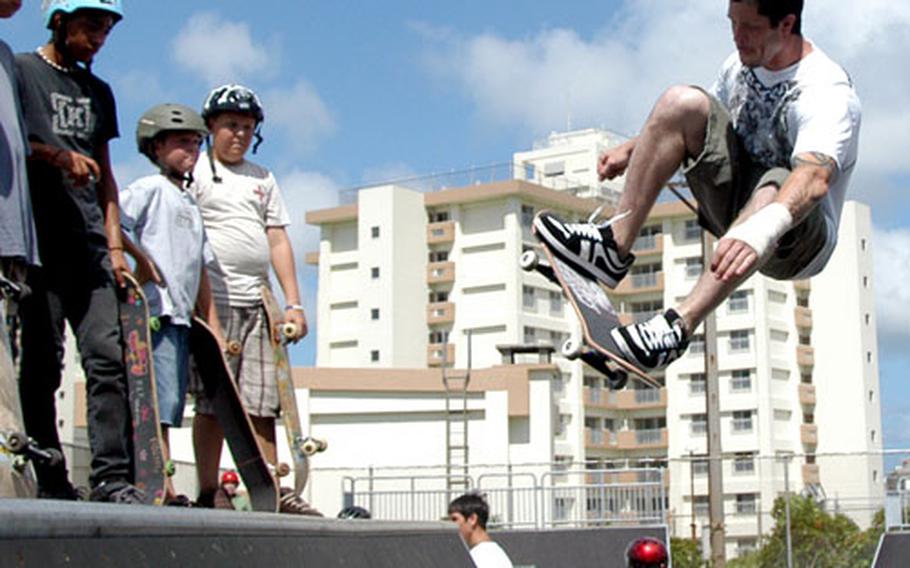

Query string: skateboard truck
561 338 629 390
1 431 63 470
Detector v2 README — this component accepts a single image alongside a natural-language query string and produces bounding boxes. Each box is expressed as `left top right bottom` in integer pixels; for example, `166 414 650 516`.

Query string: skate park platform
0 500 670 567
873 530 910 567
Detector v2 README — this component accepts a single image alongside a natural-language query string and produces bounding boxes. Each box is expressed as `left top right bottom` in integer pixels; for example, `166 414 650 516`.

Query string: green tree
670 537 704 568
725 495 883 568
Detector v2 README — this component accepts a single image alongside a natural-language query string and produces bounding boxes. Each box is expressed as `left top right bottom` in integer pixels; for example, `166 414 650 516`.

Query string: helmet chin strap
162 167 193 189
251 125 263 154
204 140 222 184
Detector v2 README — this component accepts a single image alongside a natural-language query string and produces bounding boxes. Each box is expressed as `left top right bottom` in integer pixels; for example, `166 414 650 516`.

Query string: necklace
35 46 71 74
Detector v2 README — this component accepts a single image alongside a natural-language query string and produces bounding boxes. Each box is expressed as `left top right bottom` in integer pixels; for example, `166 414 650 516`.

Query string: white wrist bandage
723 203 793 259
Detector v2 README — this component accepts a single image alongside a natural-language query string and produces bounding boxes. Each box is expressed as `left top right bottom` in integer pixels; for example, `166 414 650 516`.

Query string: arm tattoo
791 152 837 179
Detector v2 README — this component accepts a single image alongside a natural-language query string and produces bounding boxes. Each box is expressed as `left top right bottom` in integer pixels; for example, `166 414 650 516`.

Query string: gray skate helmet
136 103 208 164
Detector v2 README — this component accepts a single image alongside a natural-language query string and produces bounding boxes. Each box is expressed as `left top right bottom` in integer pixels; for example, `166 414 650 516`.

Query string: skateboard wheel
164 460 176 477
560 338 584 360
302 437 328 455
5 432 28 453
519 250 539 271
149 316 161 332
226 340 242 356
280 323 297 338
275 462 291 477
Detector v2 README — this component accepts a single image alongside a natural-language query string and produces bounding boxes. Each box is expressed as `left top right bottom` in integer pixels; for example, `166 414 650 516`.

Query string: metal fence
342 466 666 529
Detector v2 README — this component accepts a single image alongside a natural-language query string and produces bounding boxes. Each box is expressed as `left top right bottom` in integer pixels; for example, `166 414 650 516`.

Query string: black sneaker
89 479 146 504
532 209 635 289
279 487 324 516
37 482 81 501
611 309 689 370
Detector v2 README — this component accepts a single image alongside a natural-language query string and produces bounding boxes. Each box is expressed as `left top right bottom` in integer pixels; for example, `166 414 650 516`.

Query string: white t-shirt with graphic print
190 156 291 306
710 43 862 278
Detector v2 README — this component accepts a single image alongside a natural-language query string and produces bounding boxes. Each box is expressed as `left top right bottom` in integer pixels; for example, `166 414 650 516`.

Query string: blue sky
4 1 909 461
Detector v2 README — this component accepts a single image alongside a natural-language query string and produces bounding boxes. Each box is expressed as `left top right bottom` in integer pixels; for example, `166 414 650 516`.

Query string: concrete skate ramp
873 530 910 567
494 525 670 568
0 500 472 567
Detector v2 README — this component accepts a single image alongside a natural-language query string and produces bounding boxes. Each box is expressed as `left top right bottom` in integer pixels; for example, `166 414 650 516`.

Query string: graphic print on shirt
51 92 95 139
727 67 801 169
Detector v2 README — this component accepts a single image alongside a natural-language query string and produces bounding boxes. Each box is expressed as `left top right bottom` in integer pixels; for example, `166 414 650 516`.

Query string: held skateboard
260 287 327 496
189 317 279 512
520 245 661 391
1 273 49 498
118 272 170 504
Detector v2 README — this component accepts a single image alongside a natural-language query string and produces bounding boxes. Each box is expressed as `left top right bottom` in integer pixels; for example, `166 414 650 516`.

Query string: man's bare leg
250 416 277 465
610 86 712 256
192 413 224 503
676 185 780 333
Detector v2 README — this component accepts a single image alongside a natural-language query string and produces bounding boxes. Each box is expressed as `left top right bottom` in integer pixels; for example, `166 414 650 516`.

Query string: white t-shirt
470 541 514 568
190 156 291 306
710 43 862 278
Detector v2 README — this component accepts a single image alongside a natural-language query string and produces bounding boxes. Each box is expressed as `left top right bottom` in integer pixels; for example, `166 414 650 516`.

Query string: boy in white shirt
448 493 514 568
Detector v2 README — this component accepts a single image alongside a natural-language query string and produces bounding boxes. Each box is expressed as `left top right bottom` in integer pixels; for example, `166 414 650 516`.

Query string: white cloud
418 0 910 205
873 227 910 345
171 12 279 86
276 168 341 259
262 80 336 155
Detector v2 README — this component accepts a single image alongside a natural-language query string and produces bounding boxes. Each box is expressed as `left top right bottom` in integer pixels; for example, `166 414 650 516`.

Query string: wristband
723 203 793 259
285 304 305 312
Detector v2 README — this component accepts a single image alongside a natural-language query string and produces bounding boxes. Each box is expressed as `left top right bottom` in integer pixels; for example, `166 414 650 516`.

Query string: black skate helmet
337 505 372 519
625 537 669 568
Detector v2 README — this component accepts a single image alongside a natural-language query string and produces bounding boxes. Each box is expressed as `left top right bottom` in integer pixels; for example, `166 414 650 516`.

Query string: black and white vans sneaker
611 309 690 370
532 209 635 289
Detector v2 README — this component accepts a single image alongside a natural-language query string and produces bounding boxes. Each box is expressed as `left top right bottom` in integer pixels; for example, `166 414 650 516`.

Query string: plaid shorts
192 301 279 418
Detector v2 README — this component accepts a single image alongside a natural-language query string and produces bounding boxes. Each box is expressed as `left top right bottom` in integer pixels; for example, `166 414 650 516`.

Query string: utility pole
702 230 726 567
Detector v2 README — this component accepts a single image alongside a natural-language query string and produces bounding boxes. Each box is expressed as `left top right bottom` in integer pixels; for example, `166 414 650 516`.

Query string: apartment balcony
801 424 818 447
584 387 668 411
427 343 455 367
794 279 811 292
427 261 455 285
427 221 456 245
802 464 820 485
794 306 813 329
799 383 816 407
427 302 455 325
797 345 815 367
613 272 665 296
631 234 664 257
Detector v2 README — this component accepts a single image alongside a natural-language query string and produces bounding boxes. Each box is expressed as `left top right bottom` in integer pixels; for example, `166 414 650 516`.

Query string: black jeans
19 263 132 490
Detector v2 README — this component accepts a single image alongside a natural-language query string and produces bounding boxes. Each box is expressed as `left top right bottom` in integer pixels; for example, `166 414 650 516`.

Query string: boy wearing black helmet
14 0 151 503
189 84 310 514
119 103 225 502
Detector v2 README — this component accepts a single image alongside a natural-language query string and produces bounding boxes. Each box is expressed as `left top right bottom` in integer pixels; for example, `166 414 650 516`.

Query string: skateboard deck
260 287 326 496
189 316 279 512
118 273 169 505
520 243 661 390
1 274 38 498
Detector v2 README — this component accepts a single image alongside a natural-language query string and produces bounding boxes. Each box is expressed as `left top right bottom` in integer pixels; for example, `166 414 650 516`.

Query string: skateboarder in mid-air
119 103 225 503
535 0 860 372
15 0 152 503
189 84 314 513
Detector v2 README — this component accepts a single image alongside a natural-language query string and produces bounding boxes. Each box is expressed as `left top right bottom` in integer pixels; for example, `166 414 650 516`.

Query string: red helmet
221 470 239 485
626 537 669 568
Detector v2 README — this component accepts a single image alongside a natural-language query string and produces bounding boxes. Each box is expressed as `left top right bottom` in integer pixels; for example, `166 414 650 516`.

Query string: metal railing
342 466 666 529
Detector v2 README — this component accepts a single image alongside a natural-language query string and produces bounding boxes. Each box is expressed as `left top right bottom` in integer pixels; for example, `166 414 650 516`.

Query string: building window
633 225 661 251
630 263 661 287
429 330 450 344
429 250 449 263
429 290 449 303
429 210 450 223
693 459 709 476
689 334 705 355
689 373 706 395
685 257 703 279
523 326 536 345
371 226 380 238
371 308 379 320
549 291 563 316
728 290 749 313
370 350 379 362
523 285 535 309
731 369 752 393
694 495 709 517
729 330 750 352
733 454 755 474
684 219 701 242
768 290 787 304
732 410 753 433
521 205 535 228
736 493 757 514
691 414 707 436
371 267 380 279
737 539 758 555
